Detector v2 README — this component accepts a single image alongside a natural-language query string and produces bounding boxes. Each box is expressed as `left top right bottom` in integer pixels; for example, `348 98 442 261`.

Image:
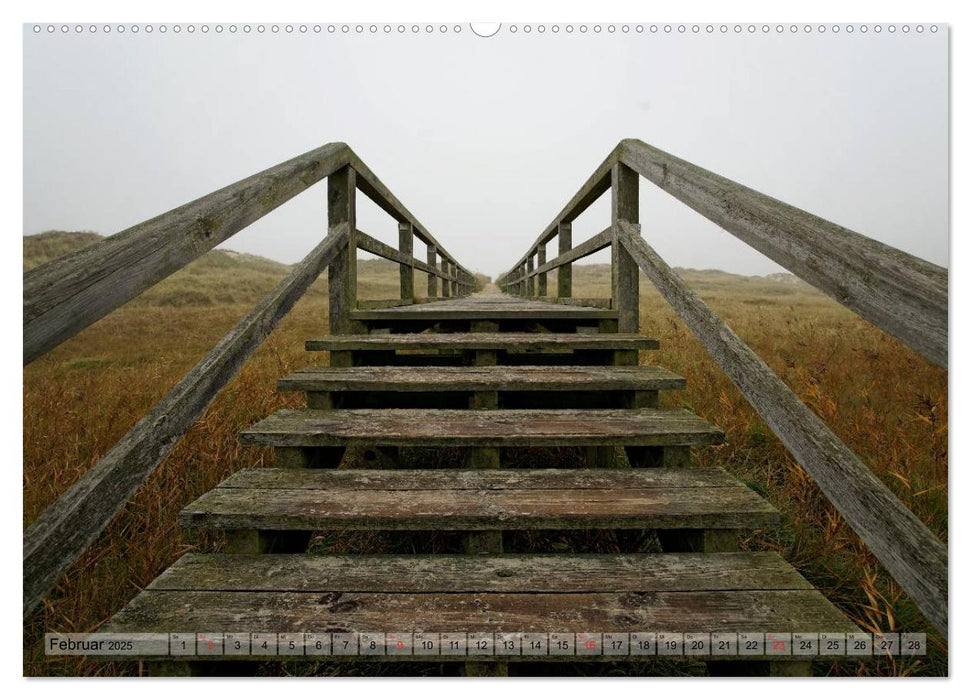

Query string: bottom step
101 553 858 661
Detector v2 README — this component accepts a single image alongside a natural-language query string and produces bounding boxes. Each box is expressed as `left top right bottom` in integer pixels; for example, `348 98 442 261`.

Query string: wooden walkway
27 141 945 677
102 292 858 675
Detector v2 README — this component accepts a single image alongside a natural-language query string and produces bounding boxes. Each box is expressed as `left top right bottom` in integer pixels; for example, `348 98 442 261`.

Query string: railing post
328 166 357 334
537 244 547 296
526 255 535 297
518 264 526 297
441 258 451 297
557 222 572 298
451 263 459 297
427 245 438 298
611 163 639 332
398 222 414 302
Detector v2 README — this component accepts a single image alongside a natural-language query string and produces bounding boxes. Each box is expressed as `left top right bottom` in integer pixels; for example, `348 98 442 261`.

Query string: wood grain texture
278 365 686 393
22 228 349 619
239 408 725 448
349 294 618 320
305 333 658 352
618 223 948 635
23 142 351 365
148 552 812 592
355 230 456 281
619 138 947 367
345 149 471 280
103 590 856 636
511 228 612 282
180 486 777 532
216 467 741 491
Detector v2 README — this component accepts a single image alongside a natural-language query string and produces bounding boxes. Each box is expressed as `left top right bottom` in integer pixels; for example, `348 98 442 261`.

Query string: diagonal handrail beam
618 139 947 368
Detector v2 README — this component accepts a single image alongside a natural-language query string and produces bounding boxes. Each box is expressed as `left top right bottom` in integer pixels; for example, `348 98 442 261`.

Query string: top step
306 333 658 352
350 296 617 321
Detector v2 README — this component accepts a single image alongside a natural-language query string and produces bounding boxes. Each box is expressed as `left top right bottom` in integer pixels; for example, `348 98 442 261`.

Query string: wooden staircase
102 294 859 676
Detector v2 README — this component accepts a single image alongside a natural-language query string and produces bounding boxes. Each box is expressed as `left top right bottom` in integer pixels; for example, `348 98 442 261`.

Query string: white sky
23 25 948 278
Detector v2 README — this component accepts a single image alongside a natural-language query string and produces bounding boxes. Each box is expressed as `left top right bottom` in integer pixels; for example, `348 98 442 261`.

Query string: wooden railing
497 139 948 635
22 143 473 618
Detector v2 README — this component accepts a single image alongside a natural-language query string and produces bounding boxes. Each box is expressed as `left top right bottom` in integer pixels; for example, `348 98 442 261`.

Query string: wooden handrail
23 144 473 618
618 139 947 368
356 230 460 281
23 142 351 365
23 143 474 365
23 225 350 618
616 222 947 635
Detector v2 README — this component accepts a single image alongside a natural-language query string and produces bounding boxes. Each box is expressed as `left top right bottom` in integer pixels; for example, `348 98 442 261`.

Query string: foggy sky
23 25 949 278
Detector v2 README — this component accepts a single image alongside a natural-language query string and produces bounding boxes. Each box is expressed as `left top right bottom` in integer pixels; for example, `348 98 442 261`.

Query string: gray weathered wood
239 408 725 448
618 223 948 635
180 478 777 532
398 222 414 301
305 333 658 352
349 294 617 321
346 149 471 281
507 146 619 274
426 244 438 297
537 244 547 296
103 589 856 638
23 142 351 365
354 231 454 280
278 365 686 393
612 164 639 332
218 467 740 491
619 138 947 367
22 227 349 619
558 222 573 298
327 167 357 334
148 551 813 593
514 227 611 281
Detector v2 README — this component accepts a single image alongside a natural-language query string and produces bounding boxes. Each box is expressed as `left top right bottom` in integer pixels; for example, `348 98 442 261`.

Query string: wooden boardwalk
102 292 857 675
25 141 946 677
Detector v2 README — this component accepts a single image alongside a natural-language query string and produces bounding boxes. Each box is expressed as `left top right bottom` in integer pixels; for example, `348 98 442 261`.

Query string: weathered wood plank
23 142 351 365
557 222 573 297
148 552 813 593
327 167 357 334
239 408 724 448
102 590 857 636
528 228 612 279
180 485 777 532
612 163 639 333
617 223 948 635
346 150 471 280
349 295 618 320
426 244 438 297
216 467 742 491
278 365 686 393
532 297 612 309
619 138 947 367
22 228 350 619
355 230 456 280
305 333 658 352
399 222 414 301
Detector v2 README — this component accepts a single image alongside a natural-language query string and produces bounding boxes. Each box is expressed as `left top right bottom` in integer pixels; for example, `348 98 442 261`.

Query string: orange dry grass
23 269 947 676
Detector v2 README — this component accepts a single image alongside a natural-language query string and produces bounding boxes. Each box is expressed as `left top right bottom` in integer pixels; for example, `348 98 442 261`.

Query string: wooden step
179 468 778 532
240 408 724 448
305 333 658 352
278 366 686 393
100 552 859 660
349 296 618 321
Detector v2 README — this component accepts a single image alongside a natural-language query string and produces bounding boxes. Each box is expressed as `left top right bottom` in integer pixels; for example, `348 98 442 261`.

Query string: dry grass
23 259 946 677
